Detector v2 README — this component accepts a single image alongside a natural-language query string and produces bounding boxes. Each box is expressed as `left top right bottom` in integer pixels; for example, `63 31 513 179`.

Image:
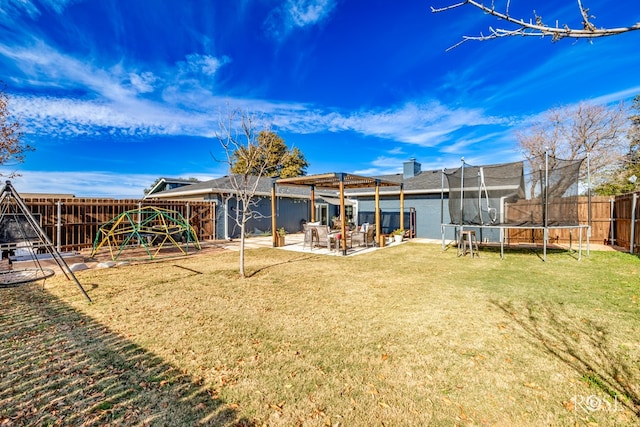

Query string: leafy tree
432 0 640 50
231 131 308 178
0 86 33 175
595 95 640 195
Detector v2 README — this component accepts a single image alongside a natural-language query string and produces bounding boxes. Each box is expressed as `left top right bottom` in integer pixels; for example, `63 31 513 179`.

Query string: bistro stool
458 230 479 257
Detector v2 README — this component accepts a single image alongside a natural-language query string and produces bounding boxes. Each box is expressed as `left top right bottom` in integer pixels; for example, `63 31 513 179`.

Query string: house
350 159 526 240
147 159 528 241
146 175 313 239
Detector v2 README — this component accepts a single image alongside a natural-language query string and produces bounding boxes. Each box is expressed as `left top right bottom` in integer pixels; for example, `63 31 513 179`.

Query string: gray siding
216 195 311 239
356 194 448 239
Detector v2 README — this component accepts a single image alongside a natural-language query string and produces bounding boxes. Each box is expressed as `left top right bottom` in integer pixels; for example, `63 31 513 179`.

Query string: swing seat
0 268 55 287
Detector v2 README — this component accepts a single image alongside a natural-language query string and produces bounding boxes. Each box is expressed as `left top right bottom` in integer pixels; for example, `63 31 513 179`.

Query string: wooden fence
12 192 640 253
611 192 640 253
504 194 640 253
505 196 609 245
22 198 217 252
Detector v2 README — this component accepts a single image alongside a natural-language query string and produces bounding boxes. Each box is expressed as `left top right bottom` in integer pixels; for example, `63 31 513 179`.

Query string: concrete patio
221 232 408 256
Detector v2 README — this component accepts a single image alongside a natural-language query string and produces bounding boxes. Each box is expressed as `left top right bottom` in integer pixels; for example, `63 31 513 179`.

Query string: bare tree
432 1 640 50
0 86 32 175
517 101 628 195
215 107 285 278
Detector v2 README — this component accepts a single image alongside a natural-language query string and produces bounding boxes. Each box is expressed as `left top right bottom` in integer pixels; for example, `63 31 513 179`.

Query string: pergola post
339 174 347 255
310 185 316 222
400 183 405 232
271 181 277 247
375 179 381 246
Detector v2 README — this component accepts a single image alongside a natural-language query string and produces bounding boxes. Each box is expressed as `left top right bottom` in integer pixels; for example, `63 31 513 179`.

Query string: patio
223 233 407 256
275 172 402 255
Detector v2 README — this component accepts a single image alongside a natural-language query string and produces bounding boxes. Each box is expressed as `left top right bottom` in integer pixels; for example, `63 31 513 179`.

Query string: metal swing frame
0 181 91 301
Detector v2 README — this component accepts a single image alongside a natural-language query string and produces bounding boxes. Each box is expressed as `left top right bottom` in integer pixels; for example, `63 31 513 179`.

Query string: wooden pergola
273 173 403 255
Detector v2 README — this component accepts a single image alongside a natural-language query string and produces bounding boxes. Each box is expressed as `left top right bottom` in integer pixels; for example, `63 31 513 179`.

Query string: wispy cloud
286 0 335 28
2 39 507 149
178 53 231 78
264 0 336 40
270 101 508 148
1 169 157 198
0 0 81 20
1 169 217 198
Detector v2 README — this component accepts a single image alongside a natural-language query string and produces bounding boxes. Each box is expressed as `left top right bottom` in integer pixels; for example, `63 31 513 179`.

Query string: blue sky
1 0 639 197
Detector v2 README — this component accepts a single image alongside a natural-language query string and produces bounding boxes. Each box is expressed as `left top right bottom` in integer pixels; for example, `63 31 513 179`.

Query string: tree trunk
239 212 246 278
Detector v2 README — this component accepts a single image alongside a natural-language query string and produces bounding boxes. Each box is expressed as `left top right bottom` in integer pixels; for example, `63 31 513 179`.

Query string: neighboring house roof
144 177 201 199
148 175 313 199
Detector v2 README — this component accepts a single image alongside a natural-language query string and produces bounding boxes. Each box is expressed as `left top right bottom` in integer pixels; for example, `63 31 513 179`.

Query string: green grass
2 242 639 426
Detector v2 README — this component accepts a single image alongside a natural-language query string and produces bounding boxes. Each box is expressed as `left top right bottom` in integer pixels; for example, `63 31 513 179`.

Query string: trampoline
441 154 590 260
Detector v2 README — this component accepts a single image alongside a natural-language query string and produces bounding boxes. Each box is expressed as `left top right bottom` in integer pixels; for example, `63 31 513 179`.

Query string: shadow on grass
471 244 585 261
493 300 640 418
443 242 580 260
0 285 254 426
246 254 317 278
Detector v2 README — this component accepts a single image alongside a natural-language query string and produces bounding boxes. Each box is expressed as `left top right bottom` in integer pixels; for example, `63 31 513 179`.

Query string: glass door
315 203 328 225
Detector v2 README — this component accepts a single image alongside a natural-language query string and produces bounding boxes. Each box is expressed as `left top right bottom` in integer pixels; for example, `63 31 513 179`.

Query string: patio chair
302 223 318 250
352 226 375 248
314 225 336 250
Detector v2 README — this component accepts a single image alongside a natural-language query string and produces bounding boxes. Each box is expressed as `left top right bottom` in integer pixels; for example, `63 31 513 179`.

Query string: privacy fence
610 192 640 253
506 195 640 253
16 193 640 253
22 197 216 252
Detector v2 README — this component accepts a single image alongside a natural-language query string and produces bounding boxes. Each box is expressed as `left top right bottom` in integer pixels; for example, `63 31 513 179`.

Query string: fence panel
506 196 611 245
23 198 216 252
613 193 640 253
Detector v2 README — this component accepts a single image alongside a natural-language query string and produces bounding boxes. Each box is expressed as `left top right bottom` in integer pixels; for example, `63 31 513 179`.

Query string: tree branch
432 0 640 50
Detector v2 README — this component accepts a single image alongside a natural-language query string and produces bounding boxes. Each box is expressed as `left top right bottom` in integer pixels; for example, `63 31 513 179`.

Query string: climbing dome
91 206 201 260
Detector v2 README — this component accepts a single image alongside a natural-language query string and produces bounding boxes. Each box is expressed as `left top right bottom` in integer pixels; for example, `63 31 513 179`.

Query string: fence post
631 193 637 254
609 198 615 246
56 201 62 252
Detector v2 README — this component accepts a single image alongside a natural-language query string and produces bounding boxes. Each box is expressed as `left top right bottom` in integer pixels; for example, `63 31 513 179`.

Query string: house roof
148 161 524 200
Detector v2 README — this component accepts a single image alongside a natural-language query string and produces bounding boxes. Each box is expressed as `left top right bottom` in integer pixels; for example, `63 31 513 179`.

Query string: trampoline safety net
444 157 585 227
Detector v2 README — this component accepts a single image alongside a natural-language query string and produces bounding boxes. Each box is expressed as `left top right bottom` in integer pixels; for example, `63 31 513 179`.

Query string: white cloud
11 95 210 138
264 0 336 40
1 39 511 156
2 169 156 198
271 101 506 148
180 53 230 77
286 0 335 28
1 169 217 198
128 71 157 94
0 0 40 19
0 0 78 19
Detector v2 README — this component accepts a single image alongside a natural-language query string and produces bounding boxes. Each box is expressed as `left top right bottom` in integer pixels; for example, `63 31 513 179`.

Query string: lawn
1 242 639 426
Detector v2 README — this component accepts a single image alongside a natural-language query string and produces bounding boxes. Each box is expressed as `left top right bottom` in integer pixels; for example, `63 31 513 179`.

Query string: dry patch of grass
2 243 640 426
